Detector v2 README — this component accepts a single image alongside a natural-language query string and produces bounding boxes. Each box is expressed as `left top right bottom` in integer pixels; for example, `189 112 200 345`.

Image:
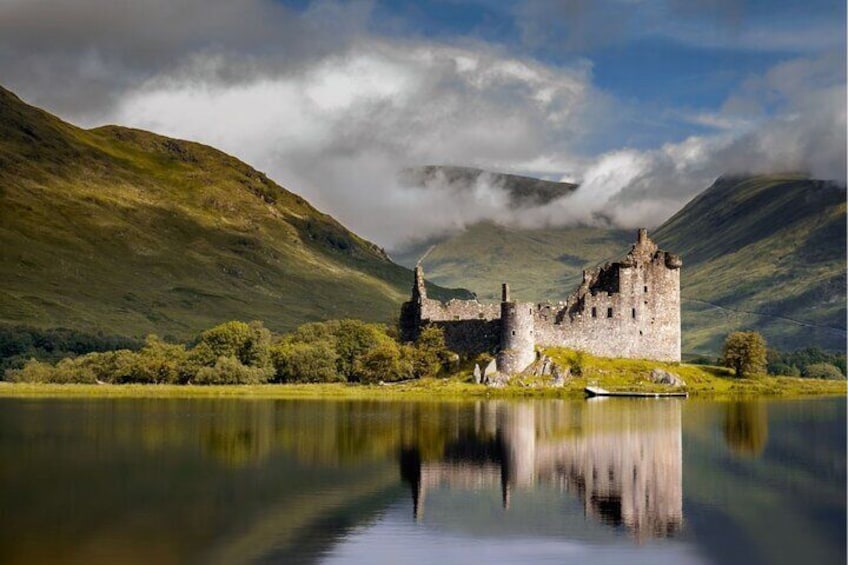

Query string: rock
484 359 497 379
525 355 553 378
551 364 571 388
651 368 686 387
473 364 482 384
486 372 509 388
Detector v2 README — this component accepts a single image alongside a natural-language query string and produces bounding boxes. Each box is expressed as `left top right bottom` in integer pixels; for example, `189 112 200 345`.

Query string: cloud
108 40 611 246
0 0 843 251
524 51 847 230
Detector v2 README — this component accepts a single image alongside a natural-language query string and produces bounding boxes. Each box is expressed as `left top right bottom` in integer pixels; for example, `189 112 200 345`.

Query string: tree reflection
723 401 769 457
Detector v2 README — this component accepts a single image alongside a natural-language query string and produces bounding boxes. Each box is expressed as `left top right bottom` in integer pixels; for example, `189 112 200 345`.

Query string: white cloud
108 40 611 246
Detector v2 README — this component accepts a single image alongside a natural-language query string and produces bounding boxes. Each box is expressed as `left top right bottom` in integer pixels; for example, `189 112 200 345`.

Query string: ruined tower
400 229 681 374
497 283 536 374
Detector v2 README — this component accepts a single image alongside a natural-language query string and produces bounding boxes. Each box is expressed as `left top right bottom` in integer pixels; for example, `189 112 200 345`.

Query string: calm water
0 396 844 565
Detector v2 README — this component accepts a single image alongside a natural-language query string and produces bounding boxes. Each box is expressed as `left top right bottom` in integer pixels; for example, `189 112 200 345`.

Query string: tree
271 341 341 383
722 331 767 377
410 325 450 379
353 339 412 384
195 321 272 371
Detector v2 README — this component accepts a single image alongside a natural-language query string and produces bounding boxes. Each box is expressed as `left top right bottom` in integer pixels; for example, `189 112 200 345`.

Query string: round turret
498 301 536 374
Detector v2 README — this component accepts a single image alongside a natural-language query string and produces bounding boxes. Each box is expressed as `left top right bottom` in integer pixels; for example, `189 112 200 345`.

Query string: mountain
0 85 468 338
653 174 846 354
399 165 577 208
393 222 633 301
399 175 846 355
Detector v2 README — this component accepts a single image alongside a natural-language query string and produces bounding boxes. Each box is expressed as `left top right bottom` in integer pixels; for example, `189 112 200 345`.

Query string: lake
0 396 844 564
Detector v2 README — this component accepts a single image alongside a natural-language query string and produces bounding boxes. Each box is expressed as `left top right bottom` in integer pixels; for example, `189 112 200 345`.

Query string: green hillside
393 222 633 301
393 175 846 355
0 85 466 339
653 174 846 354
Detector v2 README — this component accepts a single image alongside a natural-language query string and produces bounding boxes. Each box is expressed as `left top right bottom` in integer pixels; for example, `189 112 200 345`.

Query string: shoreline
1 375 844 401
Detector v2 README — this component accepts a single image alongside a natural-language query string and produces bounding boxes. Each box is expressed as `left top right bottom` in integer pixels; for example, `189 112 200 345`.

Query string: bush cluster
4 319 453 385
271 320 450 384
767 346 846 379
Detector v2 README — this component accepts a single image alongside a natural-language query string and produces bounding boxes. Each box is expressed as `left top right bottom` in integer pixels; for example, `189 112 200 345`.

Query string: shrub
5 358 57 383
768 362 800 377
193 356 273 385
802 363 845 380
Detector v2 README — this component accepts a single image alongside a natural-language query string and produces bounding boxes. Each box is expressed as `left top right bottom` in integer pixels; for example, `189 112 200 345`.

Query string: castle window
644 285 648 293
632 308 636 319
607 307 613 318
591 307 597 318
478 313 485 319
511 330 516 336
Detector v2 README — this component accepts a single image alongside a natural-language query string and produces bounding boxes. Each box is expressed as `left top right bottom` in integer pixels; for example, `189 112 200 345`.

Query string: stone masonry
399 229 682 374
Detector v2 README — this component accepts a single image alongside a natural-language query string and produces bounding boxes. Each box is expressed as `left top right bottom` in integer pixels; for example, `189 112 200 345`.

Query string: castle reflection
400 399 684 540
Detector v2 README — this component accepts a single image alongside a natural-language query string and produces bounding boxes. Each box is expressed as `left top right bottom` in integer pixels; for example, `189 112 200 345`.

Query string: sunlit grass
2 348 844 401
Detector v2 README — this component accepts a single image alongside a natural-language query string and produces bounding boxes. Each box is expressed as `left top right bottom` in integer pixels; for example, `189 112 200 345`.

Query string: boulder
651 368 686 387
486 372 510 388
483 359 498 383
473 364 482 384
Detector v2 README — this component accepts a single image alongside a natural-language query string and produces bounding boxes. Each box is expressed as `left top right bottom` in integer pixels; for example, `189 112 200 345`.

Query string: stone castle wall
399 229 681 372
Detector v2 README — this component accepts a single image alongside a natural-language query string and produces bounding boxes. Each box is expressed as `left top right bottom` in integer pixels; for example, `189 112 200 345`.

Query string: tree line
720 331 845 379
0 325 142 372
3 319 453 385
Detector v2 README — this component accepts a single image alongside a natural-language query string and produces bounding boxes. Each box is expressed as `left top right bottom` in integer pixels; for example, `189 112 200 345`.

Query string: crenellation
399 229 682 373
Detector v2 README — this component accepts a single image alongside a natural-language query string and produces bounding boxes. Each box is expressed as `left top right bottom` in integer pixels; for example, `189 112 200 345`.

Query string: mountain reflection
400 399 684 539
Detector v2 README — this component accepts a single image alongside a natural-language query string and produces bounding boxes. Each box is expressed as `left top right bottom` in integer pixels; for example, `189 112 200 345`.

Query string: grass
2 348 844 400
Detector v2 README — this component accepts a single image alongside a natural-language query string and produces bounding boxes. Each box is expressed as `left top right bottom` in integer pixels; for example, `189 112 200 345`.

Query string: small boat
584 385 688 398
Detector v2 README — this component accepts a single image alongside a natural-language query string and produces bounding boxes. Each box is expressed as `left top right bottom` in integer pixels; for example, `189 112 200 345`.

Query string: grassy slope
0 86 465 339
393 174 846 355
653 174 846 354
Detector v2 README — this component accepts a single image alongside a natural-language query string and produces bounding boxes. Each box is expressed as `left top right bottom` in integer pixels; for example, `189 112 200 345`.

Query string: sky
0 0 845 249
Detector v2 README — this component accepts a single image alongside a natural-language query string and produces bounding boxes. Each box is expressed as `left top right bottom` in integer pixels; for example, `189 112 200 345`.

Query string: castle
400 229 682 374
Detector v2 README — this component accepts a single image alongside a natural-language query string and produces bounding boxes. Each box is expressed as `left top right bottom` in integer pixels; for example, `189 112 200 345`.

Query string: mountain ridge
0 84 468 338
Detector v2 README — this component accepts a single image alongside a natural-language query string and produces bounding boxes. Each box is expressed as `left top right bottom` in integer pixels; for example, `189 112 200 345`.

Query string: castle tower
399 265 427 342
614 229 682 362
412 265 427 302
497 283 536 374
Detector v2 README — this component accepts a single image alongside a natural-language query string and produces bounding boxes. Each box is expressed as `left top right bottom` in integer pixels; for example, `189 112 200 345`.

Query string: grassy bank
1 351 844 400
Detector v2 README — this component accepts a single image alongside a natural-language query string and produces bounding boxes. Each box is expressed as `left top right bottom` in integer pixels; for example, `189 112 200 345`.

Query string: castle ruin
400 229 682 373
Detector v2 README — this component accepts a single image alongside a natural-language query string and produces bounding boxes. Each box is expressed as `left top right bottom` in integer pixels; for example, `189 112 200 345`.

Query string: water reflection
400 399 684 539
0 397 842 565
723 401 769 457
